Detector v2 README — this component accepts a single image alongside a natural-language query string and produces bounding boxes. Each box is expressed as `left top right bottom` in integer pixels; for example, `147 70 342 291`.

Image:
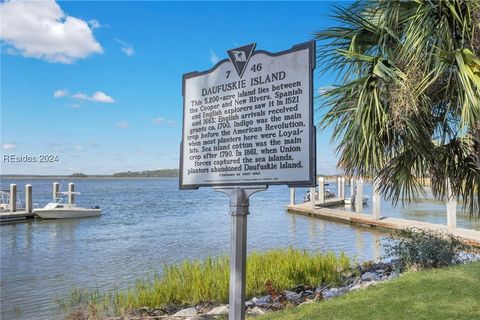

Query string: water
1 178 478 319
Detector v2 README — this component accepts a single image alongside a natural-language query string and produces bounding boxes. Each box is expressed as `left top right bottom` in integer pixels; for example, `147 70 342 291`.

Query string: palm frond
316 0 480 217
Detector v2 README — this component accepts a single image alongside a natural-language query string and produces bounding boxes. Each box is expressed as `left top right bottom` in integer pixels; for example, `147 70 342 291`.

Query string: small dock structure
0 182 77 224
0 184 36 223
288 176 480 247
0 211 36 223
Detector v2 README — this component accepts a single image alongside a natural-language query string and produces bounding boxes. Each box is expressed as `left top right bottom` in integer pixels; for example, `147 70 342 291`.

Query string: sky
1 0 344 175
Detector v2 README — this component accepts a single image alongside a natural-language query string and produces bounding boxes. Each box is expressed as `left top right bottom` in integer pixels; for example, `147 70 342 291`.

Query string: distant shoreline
0 176 179 180
1 169 180 180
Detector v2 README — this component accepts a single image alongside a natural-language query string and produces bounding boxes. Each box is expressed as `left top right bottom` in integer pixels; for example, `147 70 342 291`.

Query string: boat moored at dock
344 195 369 206
33 192 101 219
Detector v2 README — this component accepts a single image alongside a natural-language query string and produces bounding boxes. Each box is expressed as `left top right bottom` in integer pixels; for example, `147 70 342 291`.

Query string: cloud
2 143 16 150
72 91 115 103
74 145 83 150
88 19 101 29
122 46 135 57
66 103 81 109
116 39 134 57
209 49 219 64
152 118 165 125
116 122 129 129
88 20 110 29
56 89 115 104
54 89 69 98
152 118 176 126
5 47 19 55
0 0 103 64
92 91 115 103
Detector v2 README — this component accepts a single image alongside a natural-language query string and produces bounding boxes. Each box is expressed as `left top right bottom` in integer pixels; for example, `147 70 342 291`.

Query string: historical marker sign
180 41 316 189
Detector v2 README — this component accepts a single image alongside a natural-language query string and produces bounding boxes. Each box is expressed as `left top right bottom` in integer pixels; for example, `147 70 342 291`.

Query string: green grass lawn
256 262 480 320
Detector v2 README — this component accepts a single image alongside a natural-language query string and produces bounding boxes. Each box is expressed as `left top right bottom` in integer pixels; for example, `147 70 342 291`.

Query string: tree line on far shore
111 169 179 177
0 169 179 179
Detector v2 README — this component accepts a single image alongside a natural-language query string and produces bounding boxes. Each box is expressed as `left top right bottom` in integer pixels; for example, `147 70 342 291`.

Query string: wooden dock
287 203 480 247
0 211 37 224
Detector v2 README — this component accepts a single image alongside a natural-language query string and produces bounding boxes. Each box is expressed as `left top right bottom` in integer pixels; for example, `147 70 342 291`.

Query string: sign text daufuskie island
180 42 316 189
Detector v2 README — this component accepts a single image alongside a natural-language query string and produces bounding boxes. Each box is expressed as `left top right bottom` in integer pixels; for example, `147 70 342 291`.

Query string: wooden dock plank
0 211 37 224
287 203 480 247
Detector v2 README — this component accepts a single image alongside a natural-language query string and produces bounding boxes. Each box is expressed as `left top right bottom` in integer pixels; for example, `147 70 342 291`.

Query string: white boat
34 192 101 219
344 195 369 206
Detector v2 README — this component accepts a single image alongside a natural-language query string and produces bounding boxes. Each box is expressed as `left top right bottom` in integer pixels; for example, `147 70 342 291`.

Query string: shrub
383 228 470 270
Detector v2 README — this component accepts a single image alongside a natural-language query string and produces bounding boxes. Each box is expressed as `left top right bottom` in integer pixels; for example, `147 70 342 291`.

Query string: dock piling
290 188 295 205
9 184 17 212
68 183 75 204
340 177 345 200
372 180 381 219
355 178 363 213
350 178 354 199
53 182 60 199
446 179 457 228
318 176 325 204
337 177 342 200
309 187 316 210
25 184 33 213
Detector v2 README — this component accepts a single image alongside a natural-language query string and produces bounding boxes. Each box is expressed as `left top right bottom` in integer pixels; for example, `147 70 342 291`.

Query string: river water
1 178 478 319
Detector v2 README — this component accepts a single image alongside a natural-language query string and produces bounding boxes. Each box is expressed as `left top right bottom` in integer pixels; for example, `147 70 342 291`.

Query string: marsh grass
61 249 350 316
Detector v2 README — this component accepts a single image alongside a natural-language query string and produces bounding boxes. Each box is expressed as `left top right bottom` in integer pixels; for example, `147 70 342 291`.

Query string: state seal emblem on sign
227 43 256 78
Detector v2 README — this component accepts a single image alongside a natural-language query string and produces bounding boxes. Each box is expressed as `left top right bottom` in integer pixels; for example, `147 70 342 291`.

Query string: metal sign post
215 186 267 320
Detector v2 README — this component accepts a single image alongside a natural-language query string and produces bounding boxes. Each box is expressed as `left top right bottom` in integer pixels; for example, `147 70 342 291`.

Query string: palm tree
315 0 479 216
